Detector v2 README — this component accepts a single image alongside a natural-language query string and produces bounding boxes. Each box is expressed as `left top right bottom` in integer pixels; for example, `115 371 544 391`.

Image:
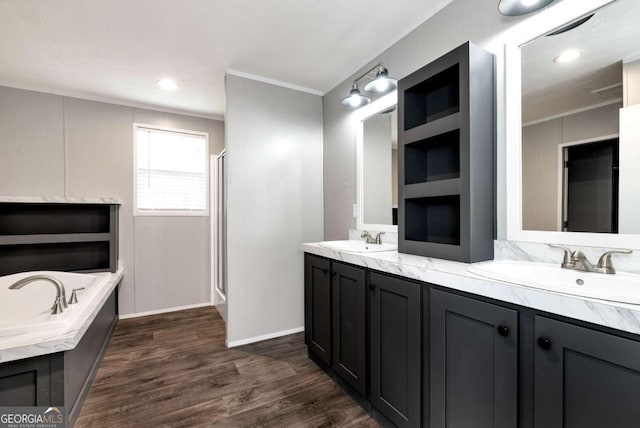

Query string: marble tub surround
302 243 640 336
0 195 121 204
495 240 640 274
0 262 124 363
349 229 398 245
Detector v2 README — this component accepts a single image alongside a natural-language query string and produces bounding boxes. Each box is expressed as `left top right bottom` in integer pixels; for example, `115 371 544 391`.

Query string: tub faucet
9 275 67 315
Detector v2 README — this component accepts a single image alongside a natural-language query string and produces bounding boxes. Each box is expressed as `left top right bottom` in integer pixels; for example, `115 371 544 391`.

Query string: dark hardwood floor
76 306 378 428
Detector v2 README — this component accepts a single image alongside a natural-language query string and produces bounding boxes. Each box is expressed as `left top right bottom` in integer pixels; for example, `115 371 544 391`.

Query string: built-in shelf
403 63 460 131
398 42 495 263
405 129 460 184
0 203 118 275
405 196 460 245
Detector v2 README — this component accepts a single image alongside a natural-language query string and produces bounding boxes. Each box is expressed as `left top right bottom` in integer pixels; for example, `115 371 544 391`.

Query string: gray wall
0 86 224 316
322 0 542 240
225 74 323 345
522 103 620 231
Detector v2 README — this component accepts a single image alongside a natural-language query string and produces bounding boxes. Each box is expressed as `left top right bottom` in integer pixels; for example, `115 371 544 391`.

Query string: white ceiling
0 0 453 119
521 0 640 123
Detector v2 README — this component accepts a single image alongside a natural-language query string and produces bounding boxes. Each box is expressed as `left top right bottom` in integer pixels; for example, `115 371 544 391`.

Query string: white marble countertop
0 263 124 363
0 196 121 204
302 243 640 336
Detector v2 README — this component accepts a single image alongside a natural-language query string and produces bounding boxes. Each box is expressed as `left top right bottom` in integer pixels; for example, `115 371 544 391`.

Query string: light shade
498 0 557 16
341 85 371 108
364 67 398 94
156 79 178 91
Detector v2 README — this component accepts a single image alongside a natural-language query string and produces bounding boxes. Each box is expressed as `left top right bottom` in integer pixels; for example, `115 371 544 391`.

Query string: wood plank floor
76 306 378 428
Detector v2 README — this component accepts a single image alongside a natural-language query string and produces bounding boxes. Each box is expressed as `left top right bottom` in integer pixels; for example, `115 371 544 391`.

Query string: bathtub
0 270 105 338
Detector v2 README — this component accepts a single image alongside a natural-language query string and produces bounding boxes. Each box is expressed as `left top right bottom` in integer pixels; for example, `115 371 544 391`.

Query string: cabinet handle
332 271 338 277
497 325 510 337
369 283 376 290
537 337 552 350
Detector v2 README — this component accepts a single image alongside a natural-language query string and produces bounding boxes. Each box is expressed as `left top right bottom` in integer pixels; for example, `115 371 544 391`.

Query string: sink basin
318 240 397 253
468 260 640 304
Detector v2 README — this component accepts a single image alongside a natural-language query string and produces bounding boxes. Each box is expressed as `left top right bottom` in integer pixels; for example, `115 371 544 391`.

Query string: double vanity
303 240 640 427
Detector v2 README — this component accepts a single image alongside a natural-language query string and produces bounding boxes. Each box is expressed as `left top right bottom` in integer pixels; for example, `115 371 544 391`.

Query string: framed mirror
504 0 640 249
355 91 398 233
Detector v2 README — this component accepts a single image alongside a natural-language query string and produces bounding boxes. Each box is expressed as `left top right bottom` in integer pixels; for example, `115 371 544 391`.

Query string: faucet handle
597 249 632 274
68 287 86 305
374 232 385 244
548 244 573 268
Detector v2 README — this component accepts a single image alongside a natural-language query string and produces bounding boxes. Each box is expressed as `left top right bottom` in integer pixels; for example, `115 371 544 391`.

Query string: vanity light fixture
156 79 178 91
498 0 557 16
553 49 582 63
341 62 397 108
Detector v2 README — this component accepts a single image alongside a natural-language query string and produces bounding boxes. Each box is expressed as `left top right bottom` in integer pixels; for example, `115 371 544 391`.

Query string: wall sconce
498 0 557 16
341 62 397 108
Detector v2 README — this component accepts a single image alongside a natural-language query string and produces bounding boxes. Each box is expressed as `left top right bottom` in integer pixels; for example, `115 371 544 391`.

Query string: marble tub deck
0 263 124 363
302 243 640 336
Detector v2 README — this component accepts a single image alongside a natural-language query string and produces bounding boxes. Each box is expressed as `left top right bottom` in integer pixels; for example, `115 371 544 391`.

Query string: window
134 124 209 215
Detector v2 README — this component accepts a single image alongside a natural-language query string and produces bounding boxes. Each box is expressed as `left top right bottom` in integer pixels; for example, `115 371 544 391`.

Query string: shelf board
401 240 461 261
404 179 461 199
0 233 111 246
403 112 461 145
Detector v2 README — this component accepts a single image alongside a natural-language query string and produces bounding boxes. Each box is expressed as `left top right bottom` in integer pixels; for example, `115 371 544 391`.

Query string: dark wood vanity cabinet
304 253 640 428
304 254 332 365
369 271 422 427
331 261 367 396
429 289 518 428
304 254 368 396
533 315 640 428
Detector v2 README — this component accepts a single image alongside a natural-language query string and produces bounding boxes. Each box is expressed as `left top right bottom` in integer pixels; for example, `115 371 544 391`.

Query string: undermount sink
318 240 397 253
468 260 640 304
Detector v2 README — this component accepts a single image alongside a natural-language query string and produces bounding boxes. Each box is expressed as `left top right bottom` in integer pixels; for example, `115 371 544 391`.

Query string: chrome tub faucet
9 275 68 315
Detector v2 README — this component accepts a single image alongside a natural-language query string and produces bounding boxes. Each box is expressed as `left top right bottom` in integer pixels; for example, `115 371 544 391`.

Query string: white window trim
133 123 210 217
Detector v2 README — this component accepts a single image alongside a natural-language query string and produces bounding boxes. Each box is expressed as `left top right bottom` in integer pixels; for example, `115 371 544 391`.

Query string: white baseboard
226 326 305 348
119 302 212 320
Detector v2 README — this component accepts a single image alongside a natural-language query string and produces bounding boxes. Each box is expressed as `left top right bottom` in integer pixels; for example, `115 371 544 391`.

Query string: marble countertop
302 243 640 336
0 196 121 204
0 263 124 363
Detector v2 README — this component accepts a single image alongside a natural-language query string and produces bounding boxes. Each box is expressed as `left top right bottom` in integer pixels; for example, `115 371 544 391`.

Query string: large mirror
520 0 640 238
356 92 398 233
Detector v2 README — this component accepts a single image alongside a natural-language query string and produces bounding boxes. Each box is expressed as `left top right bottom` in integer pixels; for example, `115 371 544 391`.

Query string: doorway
562 138 619 233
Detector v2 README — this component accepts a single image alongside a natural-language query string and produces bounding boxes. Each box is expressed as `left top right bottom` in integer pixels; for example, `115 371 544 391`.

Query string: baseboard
119 302 212 320
226 326 305 348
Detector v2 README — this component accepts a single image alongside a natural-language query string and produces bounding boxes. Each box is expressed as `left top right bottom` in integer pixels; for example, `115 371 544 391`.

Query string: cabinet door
430 289 518 428
332 261 366 396
534 316 640 428
304 254 332 365
370 271 421 427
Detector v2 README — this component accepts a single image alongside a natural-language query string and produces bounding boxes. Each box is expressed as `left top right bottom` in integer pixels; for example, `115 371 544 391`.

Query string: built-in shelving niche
398 42 495 263
0 203 118 275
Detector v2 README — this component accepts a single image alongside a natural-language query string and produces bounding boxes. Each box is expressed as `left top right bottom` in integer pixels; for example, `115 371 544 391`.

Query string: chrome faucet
9 275 68 315
361 231 385 245
549 244 632 274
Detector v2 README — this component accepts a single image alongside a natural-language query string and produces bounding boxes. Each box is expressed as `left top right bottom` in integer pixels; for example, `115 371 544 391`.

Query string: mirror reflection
362 107 398 226
521 0 640 234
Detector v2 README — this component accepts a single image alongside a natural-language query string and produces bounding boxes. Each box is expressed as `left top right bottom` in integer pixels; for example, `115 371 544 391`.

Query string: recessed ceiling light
553 50 582 63
156 79 178 91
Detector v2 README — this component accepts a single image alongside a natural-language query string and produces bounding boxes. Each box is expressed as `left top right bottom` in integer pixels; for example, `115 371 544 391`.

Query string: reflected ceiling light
341 62 396 109
498 0 557 16
156 79 178 90
547 13 594 36
553 49 582 63
340 84 371 108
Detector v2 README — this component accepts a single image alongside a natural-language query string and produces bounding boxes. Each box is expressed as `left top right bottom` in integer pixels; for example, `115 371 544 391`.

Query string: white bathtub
0 271 104 338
